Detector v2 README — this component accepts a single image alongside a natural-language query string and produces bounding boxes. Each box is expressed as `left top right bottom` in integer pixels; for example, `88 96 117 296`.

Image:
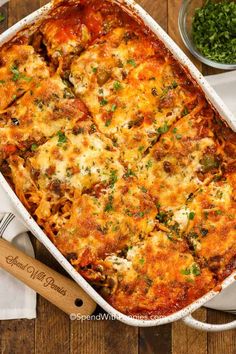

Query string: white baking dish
0 0 236 332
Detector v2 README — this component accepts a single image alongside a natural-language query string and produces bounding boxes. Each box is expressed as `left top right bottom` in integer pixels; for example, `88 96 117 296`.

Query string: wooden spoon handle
0 238 96 316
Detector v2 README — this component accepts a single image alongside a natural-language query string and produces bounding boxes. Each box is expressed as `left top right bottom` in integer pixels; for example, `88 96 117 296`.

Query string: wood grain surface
0 1 235 354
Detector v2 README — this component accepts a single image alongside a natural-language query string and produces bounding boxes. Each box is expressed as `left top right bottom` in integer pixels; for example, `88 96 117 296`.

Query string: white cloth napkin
0 183 36 320
204 70 236 314
0 71 235 320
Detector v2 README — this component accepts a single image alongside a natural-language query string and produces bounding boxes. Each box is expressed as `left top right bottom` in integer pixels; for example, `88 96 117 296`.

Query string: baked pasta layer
0 0 235 318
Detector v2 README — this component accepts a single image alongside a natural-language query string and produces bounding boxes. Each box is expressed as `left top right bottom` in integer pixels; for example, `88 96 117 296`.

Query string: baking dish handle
182 313 236 332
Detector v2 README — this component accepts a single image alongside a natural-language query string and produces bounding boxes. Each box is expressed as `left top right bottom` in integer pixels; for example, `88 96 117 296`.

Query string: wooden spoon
0 238 97 316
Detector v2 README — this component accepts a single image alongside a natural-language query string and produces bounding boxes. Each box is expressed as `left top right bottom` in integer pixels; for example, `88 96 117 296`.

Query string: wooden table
0 1 235 353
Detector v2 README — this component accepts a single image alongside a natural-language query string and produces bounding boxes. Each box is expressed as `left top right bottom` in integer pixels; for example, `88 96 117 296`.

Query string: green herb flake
172 81 178 89
11 64 20 81
192 263 201 276
160 81 178 98
188 211 195 220
186 278 194 283
181 263 201 277
156 211 168 223
124 169 136 178
145 159 153 169
109 170 118 187
140 186 147 193
215 210 223 215
138 146 144 152
175 133 182 140
127 59 137 67
92 66 98 73
111 104 117 112
113 81 122 90
104 195 113 212
100 98 108 106
10 64 32 82
31 143 38 152
182 106 189 116
105 119 111 127
157 122 169 134
57 131 67 145
20 75 32 82
139 258 145 265
181 268 191 275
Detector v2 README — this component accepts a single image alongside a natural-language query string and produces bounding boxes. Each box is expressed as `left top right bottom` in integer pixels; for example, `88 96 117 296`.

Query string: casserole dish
0 0 235 331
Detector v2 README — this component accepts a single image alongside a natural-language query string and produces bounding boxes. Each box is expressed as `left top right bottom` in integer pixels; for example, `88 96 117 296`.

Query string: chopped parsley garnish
161 81 178 97
140 186 147 193
109 170 118 187
127 59 137 67
104 195 113 212
175 133 182 140
57 131 67 145
100 98 108 106
156 211 169 223
157 122 169 134
200 154 220 173
188 211 195 220
181 263 201 277
192 264 201 276
138 146 144 152
215 210 223 215
145 159 153 169
192 0 236 64
91 66 98 73
171 81 178 89
111 104 117 112
105 119 111 127
11 64 20 81
113 81 122 90
182 106 189 116
0 80 5 84
31 143 38 152
20 75 32 82
124 169 136 178
181 268 191 275
186 278 194 283
0 13 5 22
138 211 144 217
10 64 32 82
139 258 145 265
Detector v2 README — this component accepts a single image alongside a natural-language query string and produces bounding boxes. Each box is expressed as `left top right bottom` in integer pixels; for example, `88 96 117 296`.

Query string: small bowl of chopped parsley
178 0 236 69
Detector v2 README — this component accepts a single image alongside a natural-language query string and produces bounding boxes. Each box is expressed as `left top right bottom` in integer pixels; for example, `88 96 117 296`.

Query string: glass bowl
178 0 236 70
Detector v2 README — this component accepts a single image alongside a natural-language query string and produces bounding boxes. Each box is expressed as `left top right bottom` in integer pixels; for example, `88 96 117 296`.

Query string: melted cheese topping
0 44 49 110
0 75 87 147
0 0 235 319
136 113 218 208
29 130 124 191
107 231 215 316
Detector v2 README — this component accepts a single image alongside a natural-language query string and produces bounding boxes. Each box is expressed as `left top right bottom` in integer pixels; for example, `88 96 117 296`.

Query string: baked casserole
0 0 235 318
